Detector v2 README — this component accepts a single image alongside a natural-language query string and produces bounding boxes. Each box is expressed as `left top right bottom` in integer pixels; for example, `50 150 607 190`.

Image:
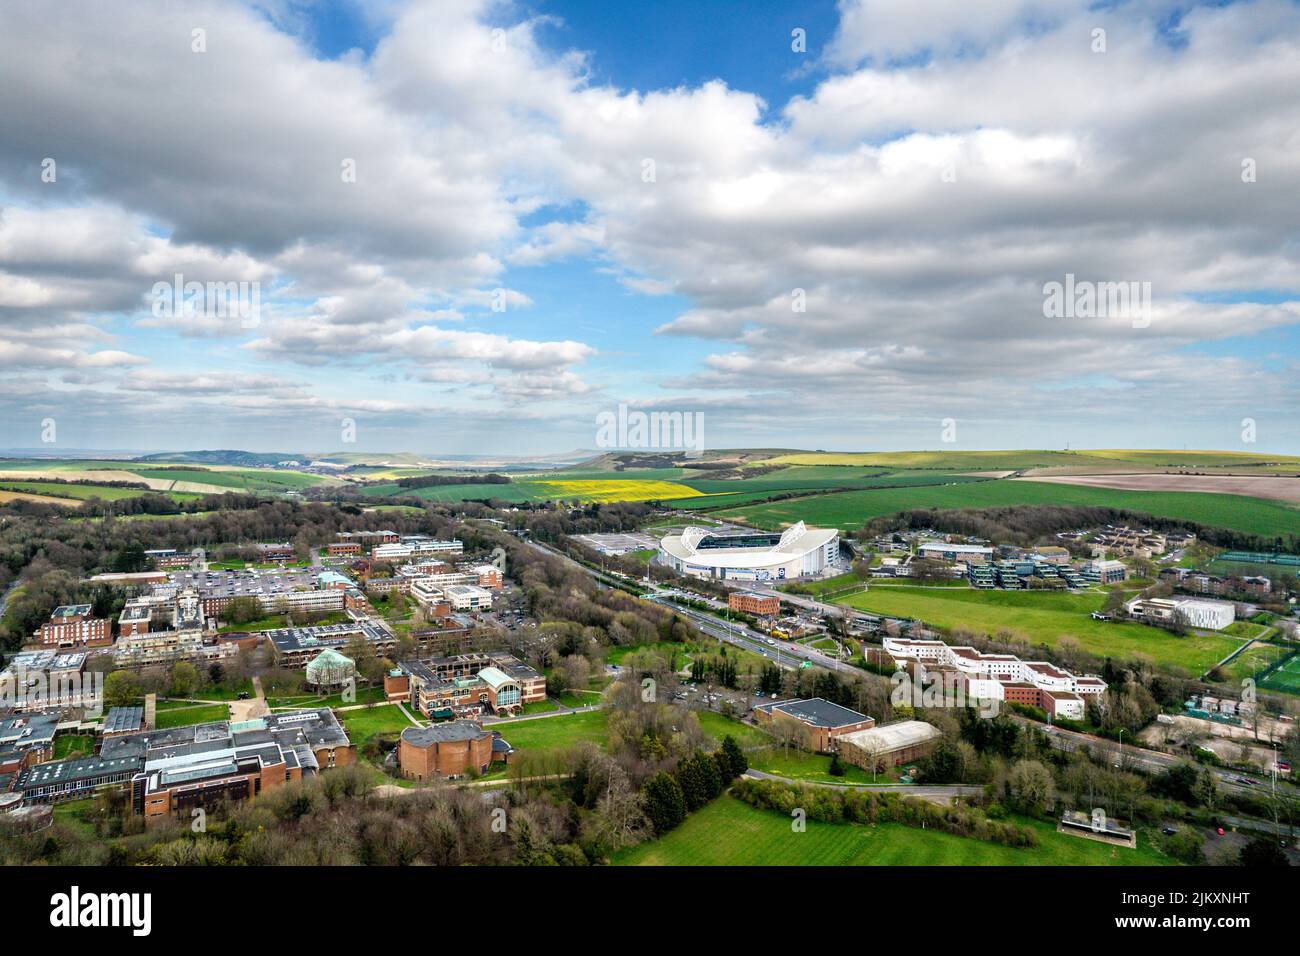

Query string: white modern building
657 522 839 581
917 541 994 565
1124 596 1235 630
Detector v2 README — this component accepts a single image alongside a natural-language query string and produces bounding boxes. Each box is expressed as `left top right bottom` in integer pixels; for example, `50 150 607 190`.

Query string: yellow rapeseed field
532 479 705 502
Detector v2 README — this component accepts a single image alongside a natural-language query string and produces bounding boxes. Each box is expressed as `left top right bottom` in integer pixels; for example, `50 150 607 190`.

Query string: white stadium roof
659 521 837 569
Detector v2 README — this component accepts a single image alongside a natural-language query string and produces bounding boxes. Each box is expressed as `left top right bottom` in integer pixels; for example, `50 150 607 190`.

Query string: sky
1 0 1298 457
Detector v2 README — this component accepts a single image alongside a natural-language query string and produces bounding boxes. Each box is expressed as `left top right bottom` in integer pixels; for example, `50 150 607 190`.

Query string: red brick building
398 722 495 780
729 590 780 617
36 606 112 648
754 698 875 753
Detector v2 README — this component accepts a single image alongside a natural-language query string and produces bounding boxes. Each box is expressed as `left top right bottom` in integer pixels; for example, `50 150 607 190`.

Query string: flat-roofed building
754 698 875 753
882 636 1107 711
17 753 143 804
36 605 111 648
267 618 396 668
102 706 145 737
728 590 780 617
398 721 495 780
917 541 994 565
0 651 97 713
0 712 60 763
443 584 493 611
837 720 942 769
93 709 354 818
392 653 545 719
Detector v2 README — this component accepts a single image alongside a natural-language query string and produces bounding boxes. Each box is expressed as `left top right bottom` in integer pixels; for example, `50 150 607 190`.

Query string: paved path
228 676 269 721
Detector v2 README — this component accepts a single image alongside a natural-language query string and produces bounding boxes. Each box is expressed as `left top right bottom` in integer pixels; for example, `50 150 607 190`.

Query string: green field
54 733 95 760
714 479 1300 538
839 586 1240 671
1258 651 1300 694
131 466 329 492
488 710 609 752
338 704 419 744
614 795 1174 865
746 747 895 785
153 703 232 729
695 711 771 748
765 449 1300 470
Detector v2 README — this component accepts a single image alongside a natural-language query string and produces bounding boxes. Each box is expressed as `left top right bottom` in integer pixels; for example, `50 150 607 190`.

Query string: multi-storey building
388 653 546 719
35 605 112 648
882 636 1107 721
266 618 397 668
728 590 780 617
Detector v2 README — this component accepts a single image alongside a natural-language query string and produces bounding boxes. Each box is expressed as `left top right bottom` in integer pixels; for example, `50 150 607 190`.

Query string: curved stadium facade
657 522 839 581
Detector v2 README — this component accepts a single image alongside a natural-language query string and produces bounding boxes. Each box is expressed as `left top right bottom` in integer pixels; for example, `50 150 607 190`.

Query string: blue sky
1 0 1298 456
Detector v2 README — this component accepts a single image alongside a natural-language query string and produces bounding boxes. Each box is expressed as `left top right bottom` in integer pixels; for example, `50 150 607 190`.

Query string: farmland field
837 585 1240 671
713 479 1300 538
613 795 1174 866
765 449 1300 471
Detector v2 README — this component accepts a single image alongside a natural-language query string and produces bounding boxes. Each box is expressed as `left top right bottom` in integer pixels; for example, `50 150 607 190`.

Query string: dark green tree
641 772 686 835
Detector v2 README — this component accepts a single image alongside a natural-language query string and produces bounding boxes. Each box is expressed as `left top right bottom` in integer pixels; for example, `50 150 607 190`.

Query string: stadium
657 522 840 581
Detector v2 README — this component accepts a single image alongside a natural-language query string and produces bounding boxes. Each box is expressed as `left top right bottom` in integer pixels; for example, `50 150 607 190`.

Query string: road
520 536 853 676
523 534 1299 805
1025 717 1296 799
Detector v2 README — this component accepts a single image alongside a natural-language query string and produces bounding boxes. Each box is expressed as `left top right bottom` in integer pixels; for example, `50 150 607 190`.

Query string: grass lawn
713 479 1300 539
53 798 101 838
554 689 603 708
606 640 692 667
266 686 386 709
489 710 609 752
695 711 771 748
520 698 562 715
1220 643 1292 684
745 746 894 786
614 795 1175 866
339 704 419 745
186 681 255 701
54 733 95 760
839 586 1239 672
154 703 231 729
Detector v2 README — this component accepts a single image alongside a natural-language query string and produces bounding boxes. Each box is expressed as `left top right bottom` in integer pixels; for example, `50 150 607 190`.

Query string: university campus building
387 653 546 719
882 636 1107 721
753 698 875 753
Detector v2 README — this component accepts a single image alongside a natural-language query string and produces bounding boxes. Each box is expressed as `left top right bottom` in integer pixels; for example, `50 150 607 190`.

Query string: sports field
1258 651 1300 695
613 795 1174 866
838 586 1240 671
712 480 1300 538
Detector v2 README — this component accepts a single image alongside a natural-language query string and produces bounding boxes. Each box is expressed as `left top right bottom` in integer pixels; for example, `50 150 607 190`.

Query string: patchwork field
712 480 1300 538
838 585 1240 672
0 457 334 506
1020 473 1300 503
614 795 1174 866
